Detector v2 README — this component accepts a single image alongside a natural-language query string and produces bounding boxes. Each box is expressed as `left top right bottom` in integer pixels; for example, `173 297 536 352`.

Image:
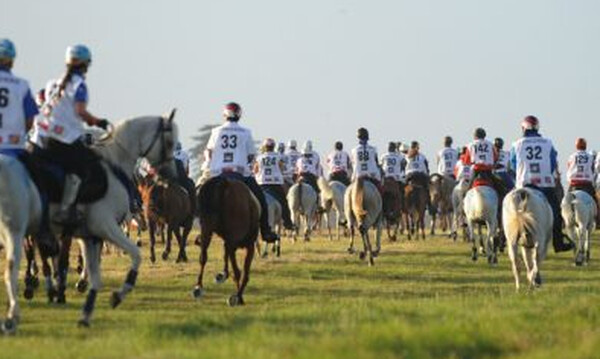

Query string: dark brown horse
139 180 193 263
404 177 429 240
193 175 259 306
382 177 403 241
429 174 456 235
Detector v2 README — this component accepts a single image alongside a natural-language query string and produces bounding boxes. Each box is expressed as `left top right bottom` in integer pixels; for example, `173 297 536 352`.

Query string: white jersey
351 144 381 181
437 147 458 176
255 151 284 185
405 154 429 175
380 152 404 181
174 149 190 174
467 139 495 168
454 160 472 181
278 152 293 180
296 153 320 176
0 70 33 149
206 121 255 177
38 74 87 144
494 149 510 173
326 150 351 175
512 136 555 188
566 150 594 184
287 149 301 172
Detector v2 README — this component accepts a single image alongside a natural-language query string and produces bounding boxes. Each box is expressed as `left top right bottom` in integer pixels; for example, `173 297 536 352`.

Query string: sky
3 0 600 173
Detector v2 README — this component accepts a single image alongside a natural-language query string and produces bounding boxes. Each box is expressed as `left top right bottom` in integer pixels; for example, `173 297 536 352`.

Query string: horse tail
563 190 577 225
353 178 367 217
318 177 334 199
505 189 536 244
298 182 303 212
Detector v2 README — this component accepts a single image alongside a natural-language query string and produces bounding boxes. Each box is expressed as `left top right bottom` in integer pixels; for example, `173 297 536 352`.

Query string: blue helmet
65 44 92 65
0 39 16 61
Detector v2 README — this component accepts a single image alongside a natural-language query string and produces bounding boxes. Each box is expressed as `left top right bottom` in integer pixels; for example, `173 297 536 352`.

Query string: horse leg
41 252 57 303
360 227 374 266
162 225 172 261
216 246 229 284
347 217 356 254
193 230 212 297
235 243 256 306
373 217 382 257
467 222 477 261
2 235 22 334
23 237 37 300
584 227 591 264
430 210 436 236
520 246 536 289
420 211 426 240
175 227 187 263
78 239 102 327
507 241 520 290
148 220 157 263
75 241 89 294
227 245 243 306
56 235 72 304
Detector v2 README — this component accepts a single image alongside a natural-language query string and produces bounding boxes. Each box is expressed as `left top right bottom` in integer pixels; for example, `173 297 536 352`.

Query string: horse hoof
276 246 281 257
2 318 17 335
110 292 122 309
136 240 142 247
76 279 88 294
534 273 542 287
192 287 204 299
150 253 156 264
347 247 355 254
372 250 380 258
24 287 35 300
261 252 268 259
47 288 57 304
215 272 228 284
228 294 243 307
359 252 366 260
161 251 169 261
575 260 583 267
77 319 90 328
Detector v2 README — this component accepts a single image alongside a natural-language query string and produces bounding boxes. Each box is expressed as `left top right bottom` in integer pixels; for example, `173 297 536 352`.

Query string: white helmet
302 140 313 154
287 139 297 149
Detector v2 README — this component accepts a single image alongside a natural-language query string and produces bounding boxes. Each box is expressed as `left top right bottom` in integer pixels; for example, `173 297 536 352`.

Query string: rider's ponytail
57 63 87 97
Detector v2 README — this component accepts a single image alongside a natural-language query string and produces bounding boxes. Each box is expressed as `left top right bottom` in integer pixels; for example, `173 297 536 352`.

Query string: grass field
1 231 600 359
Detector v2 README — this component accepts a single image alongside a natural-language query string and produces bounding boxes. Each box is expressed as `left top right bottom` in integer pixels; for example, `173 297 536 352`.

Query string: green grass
1 231 600 359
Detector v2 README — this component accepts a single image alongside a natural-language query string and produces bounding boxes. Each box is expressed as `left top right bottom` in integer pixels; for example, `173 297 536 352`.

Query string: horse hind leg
175 227 188 263
226 245 244 306
2 234 23 334
193 231 212 298
507 241 520 291
56 235 73 304
162 225 173 261
78 239 102 328
215 247 229 284
23 238 39 300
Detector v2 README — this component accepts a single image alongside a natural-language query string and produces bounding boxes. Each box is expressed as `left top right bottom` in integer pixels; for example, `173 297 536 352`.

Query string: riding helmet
65 44 92 65
357 127 369 141
0 39 16 62
494 137 504 149
521 115 539 131
473 127 486 139
335 141 343 150
576 138 587 150
223 102 242 121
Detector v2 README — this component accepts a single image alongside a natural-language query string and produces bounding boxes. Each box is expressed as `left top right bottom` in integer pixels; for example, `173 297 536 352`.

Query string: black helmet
357 127 369 141
474 127 486 139
335 141 343 150
410 141 419 150
444 136 453 147
388 141 397 152
494 137 504 148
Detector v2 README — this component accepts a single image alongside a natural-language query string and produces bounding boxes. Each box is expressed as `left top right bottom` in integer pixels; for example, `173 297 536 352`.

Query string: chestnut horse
193 174 259 306
404 178 429 240
382 177 403 241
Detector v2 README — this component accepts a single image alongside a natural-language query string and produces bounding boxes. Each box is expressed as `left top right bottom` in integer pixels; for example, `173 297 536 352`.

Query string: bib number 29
220 134 238 149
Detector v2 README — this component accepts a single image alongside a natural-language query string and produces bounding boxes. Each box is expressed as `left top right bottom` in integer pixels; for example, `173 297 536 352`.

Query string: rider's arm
23 88 38 131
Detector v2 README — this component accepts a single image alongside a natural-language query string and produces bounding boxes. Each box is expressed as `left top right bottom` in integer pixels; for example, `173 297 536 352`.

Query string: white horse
463 185 498 264
451 178 471 241
318 178 347 241
287 182 317 241
561 190 597 266
503 188 553 290
0 111 178 333
345 178 382 266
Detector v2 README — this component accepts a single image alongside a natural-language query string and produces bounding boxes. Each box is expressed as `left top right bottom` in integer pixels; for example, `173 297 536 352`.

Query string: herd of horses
0 115 597 335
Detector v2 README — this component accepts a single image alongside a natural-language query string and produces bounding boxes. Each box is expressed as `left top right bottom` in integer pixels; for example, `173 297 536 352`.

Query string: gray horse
345 178 382 266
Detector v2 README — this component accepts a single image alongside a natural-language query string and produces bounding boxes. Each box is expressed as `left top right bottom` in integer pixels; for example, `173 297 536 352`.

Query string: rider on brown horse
204 102 279 243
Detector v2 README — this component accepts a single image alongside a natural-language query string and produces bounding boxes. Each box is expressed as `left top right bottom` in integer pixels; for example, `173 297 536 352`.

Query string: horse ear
165 108 177 123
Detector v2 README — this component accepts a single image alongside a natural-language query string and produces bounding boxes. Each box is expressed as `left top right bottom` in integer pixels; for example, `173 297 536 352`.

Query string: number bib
513 137 555 188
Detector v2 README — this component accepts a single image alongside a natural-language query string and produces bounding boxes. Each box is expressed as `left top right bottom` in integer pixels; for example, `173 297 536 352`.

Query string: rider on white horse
350 128 381 188
454 147 473 183
204 102 279 243
437 136 458 180
286 139 301 182
326 141 352 186
254 138 295 230
566 138 598 216
464 128 506 196
36 44 111 226
509 115 575 252
295 140 322 197
380 142 404 191
277 142 293 186
493 137 515 191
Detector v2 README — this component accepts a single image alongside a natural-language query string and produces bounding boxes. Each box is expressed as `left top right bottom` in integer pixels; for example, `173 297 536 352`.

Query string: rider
286 139 301 182
326 141 351 185
205 102 279 242
464 128 506 196
493 137 515 191
403 141 430 187
173 141 196 213
454 147 473 183
37 44 110 225
254 138 295 230
277 142 293 186
350 128 381 187
510 115 574 252
380 141 404 191
295 140 321 195
437 136 458 179
566 138 597 209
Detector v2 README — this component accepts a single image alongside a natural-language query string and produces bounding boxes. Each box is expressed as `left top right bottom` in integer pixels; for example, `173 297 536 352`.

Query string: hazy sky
3 0 599 172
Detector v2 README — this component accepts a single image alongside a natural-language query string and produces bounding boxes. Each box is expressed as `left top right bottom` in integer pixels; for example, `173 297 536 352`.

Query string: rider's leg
539 186 574 252
270 184 294 229
54 173 82 225
244 176 279 242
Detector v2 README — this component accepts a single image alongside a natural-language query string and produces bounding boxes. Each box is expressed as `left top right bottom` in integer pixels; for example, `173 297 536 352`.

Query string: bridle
141 117 174 168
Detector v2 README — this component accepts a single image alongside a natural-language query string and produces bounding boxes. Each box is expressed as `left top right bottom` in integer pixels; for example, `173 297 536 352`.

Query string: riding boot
244 177 279 243
543 187 575 253
54 174 83 226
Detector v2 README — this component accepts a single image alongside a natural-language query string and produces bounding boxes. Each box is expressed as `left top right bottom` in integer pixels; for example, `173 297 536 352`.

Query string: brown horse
429 174 456 235
193 175 259 306
139 179 193 263
382 177 403 241
404 176 429 240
